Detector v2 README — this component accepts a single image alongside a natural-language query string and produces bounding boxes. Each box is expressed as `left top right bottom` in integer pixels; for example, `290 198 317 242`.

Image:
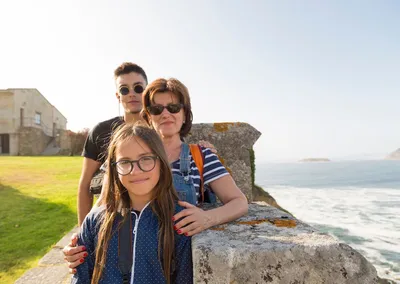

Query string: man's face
115 72 147 114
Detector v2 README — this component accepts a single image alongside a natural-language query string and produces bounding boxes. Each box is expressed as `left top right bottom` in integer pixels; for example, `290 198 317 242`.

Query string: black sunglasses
119 84 144 96
147 103 183 115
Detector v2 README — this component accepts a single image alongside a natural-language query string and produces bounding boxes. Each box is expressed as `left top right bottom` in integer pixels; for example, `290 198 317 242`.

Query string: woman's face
149 92 185 138
115 137 160 202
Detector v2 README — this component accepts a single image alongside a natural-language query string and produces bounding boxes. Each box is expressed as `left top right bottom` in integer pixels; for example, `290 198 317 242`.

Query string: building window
35 112 41 125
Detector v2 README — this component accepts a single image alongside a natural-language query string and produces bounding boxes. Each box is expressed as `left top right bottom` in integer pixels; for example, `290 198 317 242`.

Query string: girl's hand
198 140 217 154
173 201 215 236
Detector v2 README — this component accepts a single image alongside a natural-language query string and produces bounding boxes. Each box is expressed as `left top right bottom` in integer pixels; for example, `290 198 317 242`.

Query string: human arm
197 140 217 154
173 148 248 236
65 159 101 273
77 157 101 226
71 212 97 283
173 175 248 236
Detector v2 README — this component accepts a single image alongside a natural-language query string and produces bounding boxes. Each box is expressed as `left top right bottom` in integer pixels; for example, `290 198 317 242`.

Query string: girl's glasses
112 156 158 175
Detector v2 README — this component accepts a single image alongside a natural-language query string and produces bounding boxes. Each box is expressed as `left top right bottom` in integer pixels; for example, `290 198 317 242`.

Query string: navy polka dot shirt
71 204 193 284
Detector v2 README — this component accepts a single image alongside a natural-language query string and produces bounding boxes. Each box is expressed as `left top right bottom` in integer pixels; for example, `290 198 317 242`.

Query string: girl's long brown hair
91 123 178 284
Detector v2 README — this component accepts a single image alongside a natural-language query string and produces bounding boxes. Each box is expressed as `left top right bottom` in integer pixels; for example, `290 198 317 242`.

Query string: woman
72 124 192 284
141 78 248 237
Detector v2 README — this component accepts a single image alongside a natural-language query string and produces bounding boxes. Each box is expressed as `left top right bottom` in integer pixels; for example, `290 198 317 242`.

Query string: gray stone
14 266 71 284
38 248 66 266
186 122 261 201
193 202 379 284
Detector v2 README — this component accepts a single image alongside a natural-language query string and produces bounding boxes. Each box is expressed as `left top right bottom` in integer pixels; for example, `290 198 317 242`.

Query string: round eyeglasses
112 156 158 176
118 84 144 96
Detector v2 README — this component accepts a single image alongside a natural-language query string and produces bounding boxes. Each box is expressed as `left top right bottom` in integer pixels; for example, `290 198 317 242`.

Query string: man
78 62 148 226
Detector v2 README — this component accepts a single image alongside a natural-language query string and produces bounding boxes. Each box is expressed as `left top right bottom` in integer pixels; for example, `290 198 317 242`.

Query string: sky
1 0 399 162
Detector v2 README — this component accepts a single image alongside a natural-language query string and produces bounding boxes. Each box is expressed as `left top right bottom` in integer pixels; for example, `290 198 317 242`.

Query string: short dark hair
114 62 148 84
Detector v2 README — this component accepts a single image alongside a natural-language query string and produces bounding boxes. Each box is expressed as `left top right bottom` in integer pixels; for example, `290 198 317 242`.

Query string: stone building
0 88 67 155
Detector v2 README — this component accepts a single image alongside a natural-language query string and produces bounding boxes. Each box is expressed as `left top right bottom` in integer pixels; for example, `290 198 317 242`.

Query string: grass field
0 156 82 283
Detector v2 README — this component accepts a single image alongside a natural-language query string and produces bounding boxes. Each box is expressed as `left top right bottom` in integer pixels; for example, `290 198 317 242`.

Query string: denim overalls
172 143 198 205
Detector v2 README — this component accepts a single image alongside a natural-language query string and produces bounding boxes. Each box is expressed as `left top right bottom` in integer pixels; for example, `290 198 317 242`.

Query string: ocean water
255 160 400 283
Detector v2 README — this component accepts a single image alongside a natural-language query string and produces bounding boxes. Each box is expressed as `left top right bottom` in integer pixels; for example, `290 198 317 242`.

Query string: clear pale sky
1 0 399 162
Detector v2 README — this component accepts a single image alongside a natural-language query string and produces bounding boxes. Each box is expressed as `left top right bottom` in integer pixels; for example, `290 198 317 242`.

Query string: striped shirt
171 147 229 201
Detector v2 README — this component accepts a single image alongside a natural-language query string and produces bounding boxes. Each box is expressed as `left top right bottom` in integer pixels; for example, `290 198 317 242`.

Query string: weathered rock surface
186 122 261 202
193 202 379 284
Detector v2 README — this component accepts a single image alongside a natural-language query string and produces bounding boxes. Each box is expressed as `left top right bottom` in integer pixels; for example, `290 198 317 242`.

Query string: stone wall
186 122 261 202
19 127 53 155
56 129 72 154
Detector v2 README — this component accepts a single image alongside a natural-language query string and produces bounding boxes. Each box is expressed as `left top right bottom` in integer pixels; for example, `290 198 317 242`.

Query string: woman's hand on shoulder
62 233 88 274
198 140 217 154
172 201 215 236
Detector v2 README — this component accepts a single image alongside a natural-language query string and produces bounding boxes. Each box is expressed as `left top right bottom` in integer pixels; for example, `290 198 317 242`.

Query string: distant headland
385 148 400 160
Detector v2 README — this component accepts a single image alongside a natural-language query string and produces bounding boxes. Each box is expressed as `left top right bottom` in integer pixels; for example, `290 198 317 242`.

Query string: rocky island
299 158 331 162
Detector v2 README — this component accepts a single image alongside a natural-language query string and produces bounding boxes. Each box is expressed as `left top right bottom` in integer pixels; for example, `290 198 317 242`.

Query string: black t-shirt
82 116 124 164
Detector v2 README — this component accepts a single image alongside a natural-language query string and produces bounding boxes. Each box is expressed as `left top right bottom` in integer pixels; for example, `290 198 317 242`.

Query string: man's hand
62 233 87 274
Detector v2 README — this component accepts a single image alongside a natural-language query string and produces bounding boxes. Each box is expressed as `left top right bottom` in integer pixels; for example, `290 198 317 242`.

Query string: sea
255 160 400 283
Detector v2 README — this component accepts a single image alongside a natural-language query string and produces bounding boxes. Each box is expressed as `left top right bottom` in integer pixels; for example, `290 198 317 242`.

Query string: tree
68 128 89 155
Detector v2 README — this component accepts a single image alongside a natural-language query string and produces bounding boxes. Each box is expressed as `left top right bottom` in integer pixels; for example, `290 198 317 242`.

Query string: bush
68 128 89 155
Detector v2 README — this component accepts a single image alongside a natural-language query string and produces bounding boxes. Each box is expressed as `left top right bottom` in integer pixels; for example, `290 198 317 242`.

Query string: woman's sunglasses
147 103 183 115
118 84 144 96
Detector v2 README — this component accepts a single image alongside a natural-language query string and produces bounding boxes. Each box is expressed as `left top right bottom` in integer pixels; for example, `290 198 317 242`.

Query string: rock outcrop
193 202 379 284
186 122 261 202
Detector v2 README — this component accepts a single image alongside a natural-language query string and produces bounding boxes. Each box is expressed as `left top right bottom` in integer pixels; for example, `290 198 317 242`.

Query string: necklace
166 143 181 163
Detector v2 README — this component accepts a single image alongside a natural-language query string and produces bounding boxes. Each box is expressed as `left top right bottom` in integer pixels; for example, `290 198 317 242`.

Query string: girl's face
115 137 160 203
149 92 185 138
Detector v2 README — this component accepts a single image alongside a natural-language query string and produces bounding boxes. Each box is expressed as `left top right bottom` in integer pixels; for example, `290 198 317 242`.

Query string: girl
72 124 193 284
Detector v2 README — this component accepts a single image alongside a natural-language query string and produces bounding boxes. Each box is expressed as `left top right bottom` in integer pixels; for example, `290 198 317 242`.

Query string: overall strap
189 144 205 203
179 143 191 178
118 212 132 284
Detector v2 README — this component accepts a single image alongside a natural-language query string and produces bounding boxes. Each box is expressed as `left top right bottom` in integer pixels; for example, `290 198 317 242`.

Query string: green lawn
0 156 82 283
